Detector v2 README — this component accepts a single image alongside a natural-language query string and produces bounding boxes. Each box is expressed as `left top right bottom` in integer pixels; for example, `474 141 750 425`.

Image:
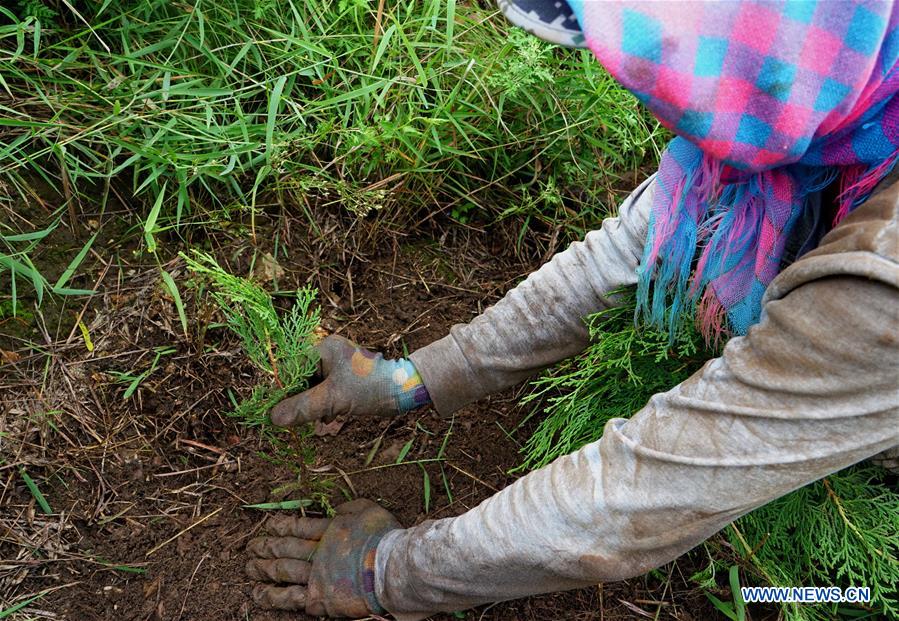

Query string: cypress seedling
182 251 320 425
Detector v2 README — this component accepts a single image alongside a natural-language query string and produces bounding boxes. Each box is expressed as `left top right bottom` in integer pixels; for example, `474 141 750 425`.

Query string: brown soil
1 194 720 620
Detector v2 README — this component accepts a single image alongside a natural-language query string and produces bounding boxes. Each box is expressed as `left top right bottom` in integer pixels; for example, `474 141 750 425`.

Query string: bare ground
1 190 724 620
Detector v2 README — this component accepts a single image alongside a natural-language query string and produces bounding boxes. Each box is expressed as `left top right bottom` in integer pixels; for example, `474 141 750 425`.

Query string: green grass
1 0 663 306
19 466 53 514
520 293 899 620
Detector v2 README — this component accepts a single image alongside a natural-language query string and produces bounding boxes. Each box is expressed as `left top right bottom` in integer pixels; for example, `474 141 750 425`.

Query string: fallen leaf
255 252 284 282
143 576 161 599
1 349 21 364
313 418 344 436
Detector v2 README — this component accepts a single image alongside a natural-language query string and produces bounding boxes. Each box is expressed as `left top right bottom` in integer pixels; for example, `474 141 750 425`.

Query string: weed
181 250 319 425
705 565 747 621
0 592 46 619
0 215 93 313
107 346 176 399
19 467 52 514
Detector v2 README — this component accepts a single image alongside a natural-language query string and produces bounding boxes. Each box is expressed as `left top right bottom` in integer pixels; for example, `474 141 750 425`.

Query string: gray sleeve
376 275 899 620
409 175 655 415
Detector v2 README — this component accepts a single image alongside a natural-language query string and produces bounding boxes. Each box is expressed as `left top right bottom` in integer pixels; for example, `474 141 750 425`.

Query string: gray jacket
375 173 899 620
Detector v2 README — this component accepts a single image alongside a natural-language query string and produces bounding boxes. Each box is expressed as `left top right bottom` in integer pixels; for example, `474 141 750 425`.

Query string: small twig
178 438 225 455
176 552 210 621
145 507 222 557
372 0 386 53
446 462 498 492
60 0 110 51
342 457 445 476
728 522 779 586
265 332 284 389
635 599 670 606
335 466 357 496
618 599 655 619
153 462 235 478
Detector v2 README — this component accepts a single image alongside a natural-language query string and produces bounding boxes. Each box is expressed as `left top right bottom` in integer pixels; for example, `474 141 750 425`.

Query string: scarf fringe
836 150 899 224
636 143 896 345
696 287 727 348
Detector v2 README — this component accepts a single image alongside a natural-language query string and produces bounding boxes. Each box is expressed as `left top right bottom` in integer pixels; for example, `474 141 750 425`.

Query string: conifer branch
182 250 319 424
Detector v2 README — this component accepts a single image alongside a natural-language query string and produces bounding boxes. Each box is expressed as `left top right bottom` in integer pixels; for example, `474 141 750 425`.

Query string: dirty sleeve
378 272 899 619
378 176 899 619
409 175 655 415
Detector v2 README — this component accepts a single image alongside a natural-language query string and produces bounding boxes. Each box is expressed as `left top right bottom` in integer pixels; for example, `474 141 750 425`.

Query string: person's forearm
410 175 655 415
375 271 899 619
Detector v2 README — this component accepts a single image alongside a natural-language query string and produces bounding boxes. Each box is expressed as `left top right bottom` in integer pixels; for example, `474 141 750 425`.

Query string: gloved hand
271 335 431 426
247 499 401 617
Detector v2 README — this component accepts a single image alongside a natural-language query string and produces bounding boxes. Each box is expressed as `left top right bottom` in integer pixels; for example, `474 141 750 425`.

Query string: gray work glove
271 335 431 426
247 499 401 617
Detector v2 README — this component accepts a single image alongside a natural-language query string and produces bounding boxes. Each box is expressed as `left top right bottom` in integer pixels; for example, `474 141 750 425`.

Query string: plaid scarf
567 0 899 339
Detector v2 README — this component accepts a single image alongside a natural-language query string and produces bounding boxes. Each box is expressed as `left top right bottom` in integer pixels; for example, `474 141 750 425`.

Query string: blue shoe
497 0 586 48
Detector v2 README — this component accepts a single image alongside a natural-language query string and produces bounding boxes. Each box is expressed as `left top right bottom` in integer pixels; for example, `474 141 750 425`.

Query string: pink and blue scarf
567 0 899 339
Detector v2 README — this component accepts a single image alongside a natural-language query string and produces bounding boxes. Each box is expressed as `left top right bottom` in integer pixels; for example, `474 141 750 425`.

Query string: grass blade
395 439 413 464
0 255 45 307
445 0 455 48
440 464 453 504
160 270 188 336
420 464 431 513
0 592 46 619
1 224 56 242
243 499 313 511
143 182 166 253
728 565 746 621
54 232 97 291
122 372 147 399
19 467 52 514
95 558 148 574
363 435 383 467
704 592 738 621
78 319 94 352
371 23 396 72
265 75 288 163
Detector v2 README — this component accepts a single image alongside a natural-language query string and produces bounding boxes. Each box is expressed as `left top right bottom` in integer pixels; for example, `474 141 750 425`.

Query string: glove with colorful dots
271 335 431 425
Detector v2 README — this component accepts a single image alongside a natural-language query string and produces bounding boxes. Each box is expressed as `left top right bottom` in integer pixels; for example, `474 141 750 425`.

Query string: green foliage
732 467 899 620
14 0 56 21
108 346 176 400
516 290 713 471
704 565 747 621
487 29 556 98
0 214 96 314
182 250 319 425
520 291 899 619
0 0 662 232
1 0 664 305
